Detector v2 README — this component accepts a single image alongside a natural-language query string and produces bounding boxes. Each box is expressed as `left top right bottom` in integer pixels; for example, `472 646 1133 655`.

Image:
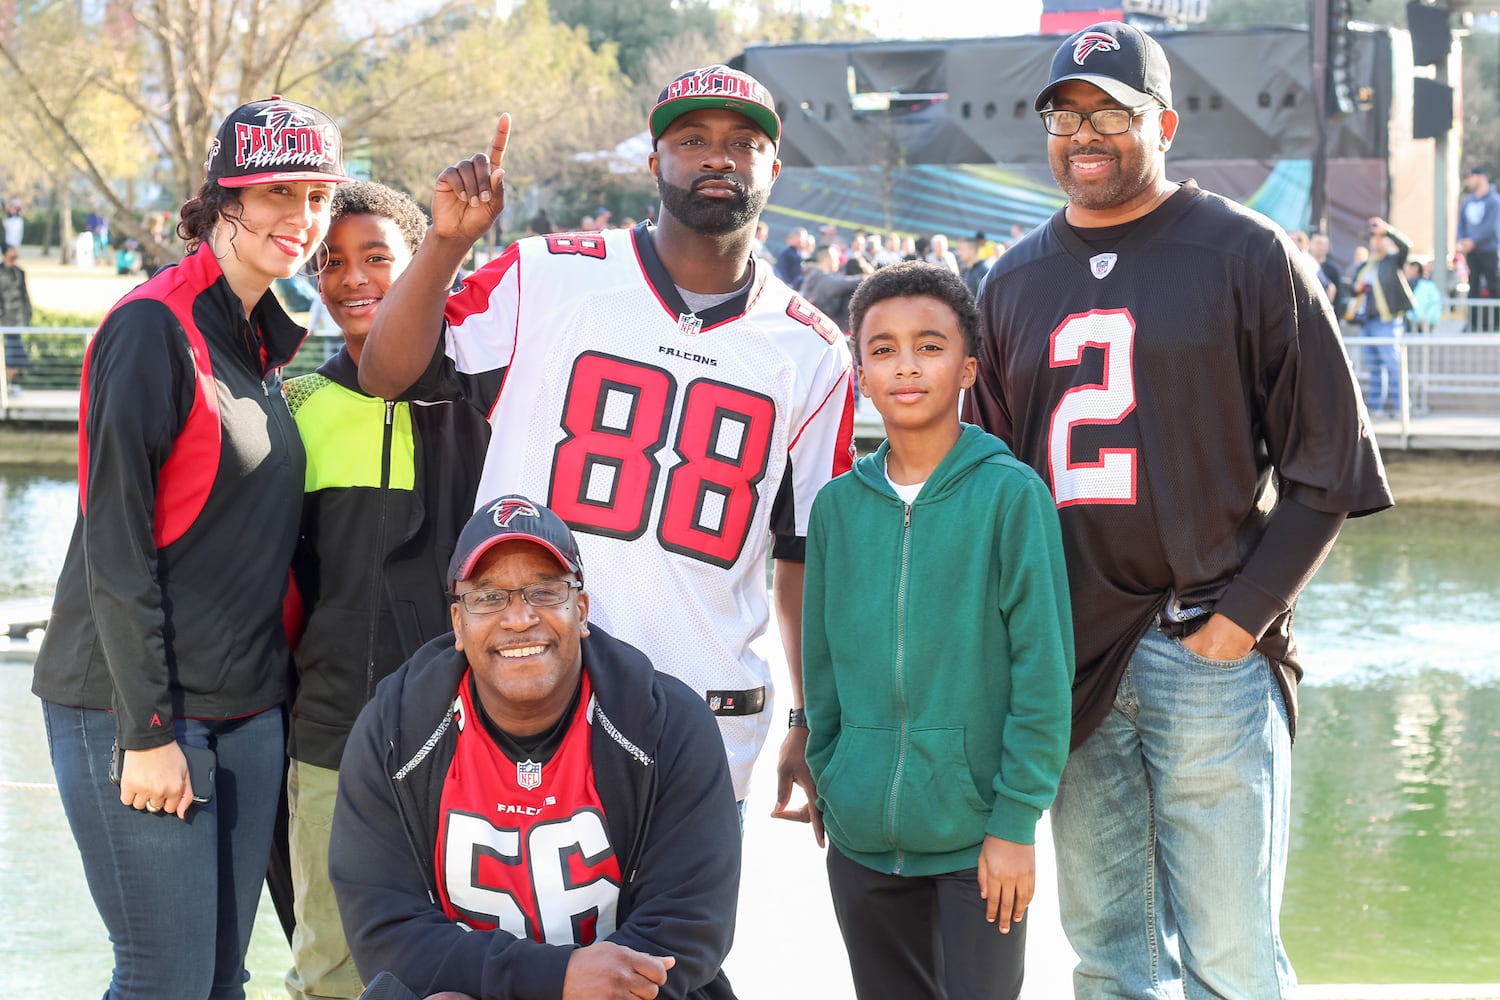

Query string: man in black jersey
963 21 1392 999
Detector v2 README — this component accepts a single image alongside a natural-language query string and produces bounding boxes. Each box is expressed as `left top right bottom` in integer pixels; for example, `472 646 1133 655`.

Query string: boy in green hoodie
801 261 1074 999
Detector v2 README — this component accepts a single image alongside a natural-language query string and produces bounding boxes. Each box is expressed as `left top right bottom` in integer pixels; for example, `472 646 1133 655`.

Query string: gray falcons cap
448 496 583 587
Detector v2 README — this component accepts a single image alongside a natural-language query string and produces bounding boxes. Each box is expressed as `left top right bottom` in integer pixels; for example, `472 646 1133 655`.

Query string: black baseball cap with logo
449 496 584 587
205 95 351 188
1035 21 1173 112
649 65 781 145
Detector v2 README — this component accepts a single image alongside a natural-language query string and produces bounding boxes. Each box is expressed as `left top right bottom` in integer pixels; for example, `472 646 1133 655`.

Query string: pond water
1282 505 1500 982
2 469 1497 991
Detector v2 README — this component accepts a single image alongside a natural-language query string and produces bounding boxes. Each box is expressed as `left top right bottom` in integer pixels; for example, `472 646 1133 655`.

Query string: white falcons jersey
440 224 856 796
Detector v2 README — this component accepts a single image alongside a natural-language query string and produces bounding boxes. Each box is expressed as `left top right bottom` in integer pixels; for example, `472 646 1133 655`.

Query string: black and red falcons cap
448 495 584 588
205 95 352 189
1035 21 1173 112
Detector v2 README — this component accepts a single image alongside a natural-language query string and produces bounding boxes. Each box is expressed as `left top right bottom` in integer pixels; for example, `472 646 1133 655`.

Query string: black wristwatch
788 707 808 729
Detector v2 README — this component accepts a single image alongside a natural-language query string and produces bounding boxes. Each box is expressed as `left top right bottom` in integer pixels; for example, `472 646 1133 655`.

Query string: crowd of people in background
0 196 176 277
752 220 1016 335
1282 206 1500 415
512 195 1496 349
6 161 1494 335
510 164 1497 344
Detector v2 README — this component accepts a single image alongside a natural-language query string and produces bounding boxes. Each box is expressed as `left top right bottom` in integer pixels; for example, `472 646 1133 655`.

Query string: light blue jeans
1359 316 1402 415
1051 625 1296 1000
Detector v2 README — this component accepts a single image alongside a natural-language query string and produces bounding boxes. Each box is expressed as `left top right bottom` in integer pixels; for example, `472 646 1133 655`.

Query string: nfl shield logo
516 758 542 791
708 695 722 712
677 312 704 337
1089 253 1118 280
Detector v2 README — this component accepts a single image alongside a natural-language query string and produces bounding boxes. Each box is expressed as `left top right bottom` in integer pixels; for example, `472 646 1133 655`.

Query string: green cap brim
649 96 780 144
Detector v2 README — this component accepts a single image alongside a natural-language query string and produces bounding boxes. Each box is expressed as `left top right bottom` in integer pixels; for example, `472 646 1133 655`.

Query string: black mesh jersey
965 182 1392 746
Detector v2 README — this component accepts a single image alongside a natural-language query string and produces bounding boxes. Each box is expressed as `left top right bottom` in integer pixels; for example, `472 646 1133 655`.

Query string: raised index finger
490 113 512 170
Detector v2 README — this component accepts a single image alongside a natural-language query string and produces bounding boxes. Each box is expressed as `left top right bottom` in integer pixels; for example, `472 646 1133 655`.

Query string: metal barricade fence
1 326 94 411
1454 294 1500 337
1341 296 1500 444
0 326 345 411
7 311 1500 446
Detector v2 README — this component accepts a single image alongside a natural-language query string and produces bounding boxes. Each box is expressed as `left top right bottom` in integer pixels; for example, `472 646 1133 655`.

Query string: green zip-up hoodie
804 423 1074 876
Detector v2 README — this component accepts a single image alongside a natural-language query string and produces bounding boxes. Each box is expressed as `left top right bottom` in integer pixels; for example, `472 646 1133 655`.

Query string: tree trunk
58 182 72 265
42 189 56 256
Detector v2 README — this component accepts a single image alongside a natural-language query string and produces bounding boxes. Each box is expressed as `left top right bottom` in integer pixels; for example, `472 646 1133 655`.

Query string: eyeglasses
1040 106 1156 136
453 581 582 614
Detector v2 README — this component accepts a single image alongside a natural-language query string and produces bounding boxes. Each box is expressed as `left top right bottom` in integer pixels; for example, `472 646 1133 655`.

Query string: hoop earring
209 221 231 262
301 243 328 279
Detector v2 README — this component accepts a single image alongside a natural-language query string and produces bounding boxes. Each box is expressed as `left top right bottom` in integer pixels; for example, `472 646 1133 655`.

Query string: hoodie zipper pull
904 502 911 528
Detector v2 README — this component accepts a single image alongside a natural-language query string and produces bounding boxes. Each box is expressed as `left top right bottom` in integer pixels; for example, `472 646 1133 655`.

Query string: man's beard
655 172 767 237
1048 144 1155 214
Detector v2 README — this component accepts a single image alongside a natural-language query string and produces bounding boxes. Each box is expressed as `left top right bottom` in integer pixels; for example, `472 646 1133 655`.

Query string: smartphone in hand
108 740 216 805
181 744 215 804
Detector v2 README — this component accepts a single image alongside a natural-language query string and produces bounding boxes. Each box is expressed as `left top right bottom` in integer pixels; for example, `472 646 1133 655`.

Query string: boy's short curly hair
848 260 980 356
330 181 428 253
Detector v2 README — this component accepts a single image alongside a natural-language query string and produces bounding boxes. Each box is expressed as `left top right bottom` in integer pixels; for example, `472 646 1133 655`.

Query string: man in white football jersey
358 66 855 814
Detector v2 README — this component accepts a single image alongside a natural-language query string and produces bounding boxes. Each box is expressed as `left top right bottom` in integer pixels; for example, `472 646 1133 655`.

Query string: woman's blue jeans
42 700 284 999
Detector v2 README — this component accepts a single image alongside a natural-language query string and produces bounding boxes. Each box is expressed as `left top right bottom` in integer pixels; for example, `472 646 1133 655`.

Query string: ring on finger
145 801 162 813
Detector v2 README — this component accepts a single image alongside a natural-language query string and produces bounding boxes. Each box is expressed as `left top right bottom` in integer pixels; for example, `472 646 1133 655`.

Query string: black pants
1467 249 1499 332
826 844 1026 1000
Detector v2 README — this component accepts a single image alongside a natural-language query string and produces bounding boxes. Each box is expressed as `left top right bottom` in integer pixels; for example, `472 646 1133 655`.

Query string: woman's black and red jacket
33 244 308 750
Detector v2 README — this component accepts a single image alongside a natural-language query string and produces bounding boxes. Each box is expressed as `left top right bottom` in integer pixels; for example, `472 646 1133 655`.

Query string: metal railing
8 301 1500 450
1340 297 1500 448
1342 331 1500 427
1 326 94 407
0 325 343 411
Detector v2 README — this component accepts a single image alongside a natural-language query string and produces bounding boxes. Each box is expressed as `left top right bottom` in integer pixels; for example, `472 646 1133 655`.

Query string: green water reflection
1287 679 1500 981
1294 505 1500 685
1283 507 1500 982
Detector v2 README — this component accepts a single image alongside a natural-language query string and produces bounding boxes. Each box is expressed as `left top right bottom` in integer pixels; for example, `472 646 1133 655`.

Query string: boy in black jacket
281 181 491 999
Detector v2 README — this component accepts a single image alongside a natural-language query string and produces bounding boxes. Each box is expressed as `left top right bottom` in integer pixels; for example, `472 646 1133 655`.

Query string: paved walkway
11 243 151 318
3 616 1497 998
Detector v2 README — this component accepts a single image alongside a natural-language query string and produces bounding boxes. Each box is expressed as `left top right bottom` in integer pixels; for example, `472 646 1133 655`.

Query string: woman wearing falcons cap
32 96 349 999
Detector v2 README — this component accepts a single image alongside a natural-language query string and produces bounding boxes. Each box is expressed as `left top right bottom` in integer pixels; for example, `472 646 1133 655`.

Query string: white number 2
1048 310 1137 507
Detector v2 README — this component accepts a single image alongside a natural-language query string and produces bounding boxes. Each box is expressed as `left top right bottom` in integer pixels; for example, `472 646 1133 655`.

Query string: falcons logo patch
233 101 339 170
1073 32 1121 64
489 497 541 528
255 101 317 132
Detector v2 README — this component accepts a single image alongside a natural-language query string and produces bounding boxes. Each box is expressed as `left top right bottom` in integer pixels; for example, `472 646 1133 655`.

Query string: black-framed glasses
453 581 582 614
1040 106 1155 136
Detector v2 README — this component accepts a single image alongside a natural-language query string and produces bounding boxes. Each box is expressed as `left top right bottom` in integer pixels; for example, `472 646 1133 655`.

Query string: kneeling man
331 496 740 999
